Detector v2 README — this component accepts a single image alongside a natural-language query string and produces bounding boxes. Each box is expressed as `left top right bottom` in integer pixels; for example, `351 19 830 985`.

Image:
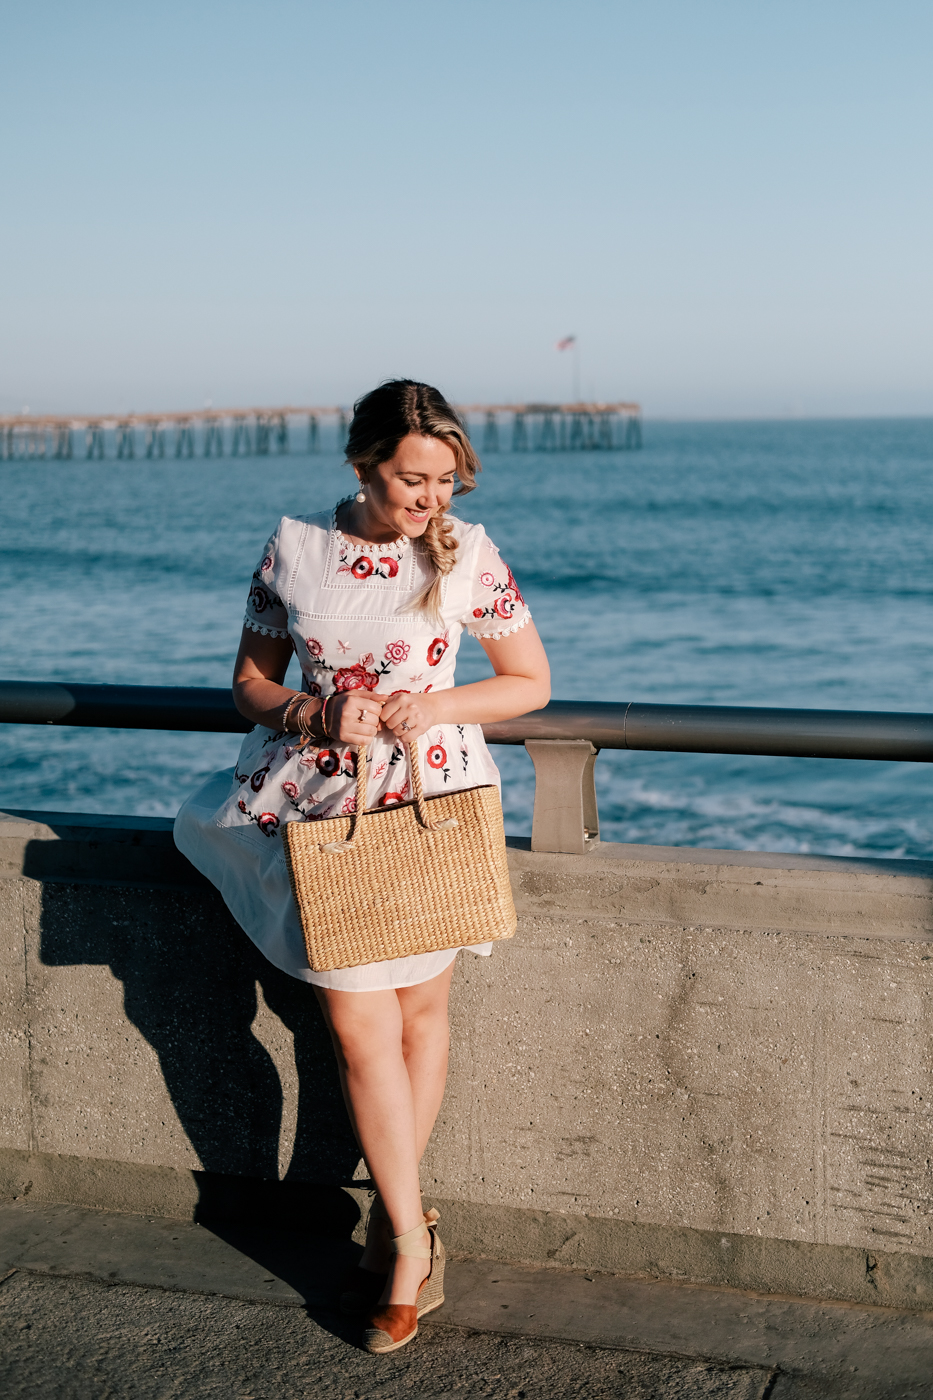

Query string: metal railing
2 680 932 854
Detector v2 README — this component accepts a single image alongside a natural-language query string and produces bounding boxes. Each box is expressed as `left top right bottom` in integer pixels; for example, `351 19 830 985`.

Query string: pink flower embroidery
385 640 410 664
261 555 273 573
360 652 375 668
305 637 324 660
257 813 279 836
281 781 299 800
351 557 374 579
479 570 495 587
427 636 448 667
340 794 357 814
380 557 400 578
494 594 516 620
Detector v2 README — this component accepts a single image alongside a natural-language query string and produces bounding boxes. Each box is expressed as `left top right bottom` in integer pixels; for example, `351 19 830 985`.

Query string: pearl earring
356 485 365 503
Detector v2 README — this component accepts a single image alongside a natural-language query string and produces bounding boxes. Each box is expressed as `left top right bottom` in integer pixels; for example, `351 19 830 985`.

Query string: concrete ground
2 1201 932 1399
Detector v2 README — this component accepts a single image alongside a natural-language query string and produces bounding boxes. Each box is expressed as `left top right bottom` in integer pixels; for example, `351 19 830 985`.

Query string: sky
3 0 932 419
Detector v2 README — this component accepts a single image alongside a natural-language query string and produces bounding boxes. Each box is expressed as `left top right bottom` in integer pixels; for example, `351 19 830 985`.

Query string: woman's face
357 433 457 539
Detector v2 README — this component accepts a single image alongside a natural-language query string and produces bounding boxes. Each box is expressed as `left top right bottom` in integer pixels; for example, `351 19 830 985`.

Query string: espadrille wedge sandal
340 1203 438 1314
363 1211 446 1355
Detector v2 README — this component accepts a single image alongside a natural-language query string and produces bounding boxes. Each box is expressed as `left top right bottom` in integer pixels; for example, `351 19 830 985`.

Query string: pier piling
1 400 641 461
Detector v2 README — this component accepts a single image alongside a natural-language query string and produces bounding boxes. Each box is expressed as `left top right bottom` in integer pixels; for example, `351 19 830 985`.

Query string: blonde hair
345 379 480 618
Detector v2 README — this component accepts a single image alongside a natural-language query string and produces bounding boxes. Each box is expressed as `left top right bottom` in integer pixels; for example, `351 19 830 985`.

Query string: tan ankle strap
390 1221 432 1259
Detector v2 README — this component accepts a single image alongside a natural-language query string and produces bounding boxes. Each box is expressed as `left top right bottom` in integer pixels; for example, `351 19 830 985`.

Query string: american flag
555 335 576 351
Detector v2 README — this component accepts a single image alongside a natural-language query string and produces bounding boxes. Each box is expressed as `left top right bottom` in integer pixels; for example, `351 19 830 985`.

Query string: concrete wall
2 807 932 1309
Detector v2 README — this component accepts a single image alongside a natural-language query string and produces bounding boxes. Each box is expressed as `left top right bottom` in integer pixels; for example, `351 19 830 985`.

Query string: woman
175 379 550 1354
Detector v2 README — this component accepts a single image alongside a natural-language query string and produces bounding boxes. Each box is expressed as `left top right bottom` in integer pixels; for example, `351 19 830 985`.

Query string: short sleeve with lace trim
243 530 290 638
462 534 532 640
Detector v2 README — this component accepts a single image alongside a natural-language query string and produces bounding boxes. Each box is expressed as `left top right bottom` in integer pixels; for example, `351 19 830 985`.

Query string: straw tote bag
281 740 517 972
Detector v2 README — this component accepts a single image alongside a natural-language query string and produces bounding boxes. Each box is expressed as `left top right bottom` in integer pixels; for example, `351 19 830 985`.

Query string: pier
0 400 642 461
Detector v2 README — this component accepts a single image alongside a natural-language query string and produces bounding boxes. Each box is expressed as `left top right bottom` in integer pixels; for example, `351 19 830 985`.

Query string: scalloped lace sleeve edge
466 611 532 641
243 616 290 638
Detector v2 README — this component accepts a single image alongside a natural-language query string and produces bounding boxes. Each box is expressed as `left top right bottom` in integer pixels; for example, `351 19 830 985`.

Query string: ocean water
2 417 933 858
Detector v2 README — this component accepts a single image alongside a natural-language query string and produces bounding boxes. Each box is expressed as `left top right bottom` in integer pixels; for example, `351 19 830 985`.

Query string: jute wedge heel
363 1211 446 1355
340 1203 440 1315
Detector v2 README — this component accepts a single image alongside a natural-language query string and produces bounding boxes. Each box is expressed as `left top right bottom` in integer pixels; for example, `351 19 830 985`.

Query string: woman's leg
396 962 455 1160
315 961 455 1303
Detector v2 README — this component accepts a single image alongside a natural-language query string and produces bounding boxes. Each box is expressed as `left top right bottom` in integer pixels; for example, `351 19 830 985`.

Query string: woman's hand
328 691 386 746
376 690 440 744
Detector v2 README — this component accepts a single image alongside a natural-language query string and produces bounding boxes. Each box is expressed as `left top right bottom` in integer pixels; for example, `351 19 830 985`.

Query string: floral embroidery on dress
225 509 515 848
237 798 280 837
426 735 451 783
333 513 408 582
427 633 449 667
379 778 410 807
248 580 282 615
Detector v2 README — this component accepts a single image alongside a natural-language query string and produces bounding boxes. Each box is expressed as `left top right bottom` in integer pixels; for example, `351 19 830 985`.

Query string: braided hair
345 379 480 618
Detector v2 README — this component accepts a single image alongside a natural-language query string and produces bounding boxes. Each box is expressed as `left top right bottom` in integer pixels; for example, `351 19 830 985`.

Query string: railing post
525 739 600 855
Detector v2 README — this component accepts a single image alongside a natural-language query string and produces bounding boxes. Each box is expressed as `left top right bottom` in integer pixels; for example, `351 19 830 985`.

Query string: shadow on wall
34 870 364 1227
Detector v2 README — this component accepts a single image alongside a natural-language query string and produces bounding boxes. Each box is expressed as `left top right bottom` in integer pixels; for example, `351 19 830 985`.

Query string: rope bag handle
320 738 458 854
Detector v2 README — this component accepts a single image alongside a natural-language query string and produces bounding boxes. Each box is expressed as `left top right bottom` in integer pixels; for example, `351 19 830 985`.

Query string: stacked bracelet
282 692 332 748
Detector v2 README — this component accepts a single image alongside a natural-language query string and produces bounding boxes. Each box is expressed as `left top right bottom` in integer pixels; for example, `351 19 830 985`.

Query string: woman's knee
325 997 403 1071
400 1000 449 1055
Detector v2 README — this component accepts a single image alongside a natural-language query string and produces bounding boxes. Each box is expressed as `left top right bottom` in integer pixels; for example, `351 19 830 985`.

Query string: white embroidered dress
174 502 531 991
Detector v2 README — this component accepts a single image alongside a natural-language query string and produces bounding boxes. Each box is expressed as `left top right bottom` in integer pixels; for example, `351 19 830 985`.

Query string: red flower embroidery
350 557 374 579
494 594 516 620
379 557 400 578
305 637 324 660
427 635 449 667
260 554 273 573
390 689 410 697
379 790 407 807
237 798 248 812
248 582 273 613
334 662 379 692
384 639 410 665
315 749 341 777
341 794 357 814
505 564 525 605
257 813 279 836
426 744 447 769
472 608 483 618
281 781 299 800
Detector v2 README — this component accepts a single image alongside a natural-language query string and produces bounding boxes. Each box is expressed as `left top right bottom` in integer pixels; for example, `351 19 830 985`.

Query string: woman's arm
378 621 550 741
232 629 300 729
232 629 386 744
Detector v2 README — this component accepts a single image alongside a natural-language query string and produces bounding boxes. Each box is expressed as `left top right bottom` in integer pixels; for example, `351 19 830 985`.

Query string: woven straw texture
282 745 516 972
